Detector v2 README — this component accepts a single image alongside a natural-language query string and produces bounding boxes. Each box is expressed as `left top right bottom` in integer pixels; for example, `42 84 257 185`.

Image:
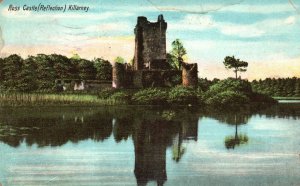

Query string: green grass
0 92 126 106
273 97 300 100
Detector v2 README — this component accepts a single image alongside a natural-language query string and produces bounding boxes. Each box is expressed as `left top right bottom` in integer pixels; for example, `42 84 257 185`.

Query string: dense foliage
104 79 276 106
199 77 300 98
132 88 168 105
203 78 276 106
0 54 112 92
167 86 199 105
206 90 250 105
251 77 300 97
206 78 252 96
198 78 220 92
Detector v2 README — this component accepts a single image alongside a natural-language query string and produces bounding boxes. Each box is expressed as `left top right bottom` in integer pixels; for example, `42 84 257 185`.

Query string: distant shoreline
273 97 300 100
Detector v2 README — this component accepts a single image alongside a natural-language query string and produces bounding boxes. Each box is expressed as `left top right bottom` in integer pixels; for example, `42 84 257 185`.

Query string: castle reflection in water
0 107 198 185
0 104 299 185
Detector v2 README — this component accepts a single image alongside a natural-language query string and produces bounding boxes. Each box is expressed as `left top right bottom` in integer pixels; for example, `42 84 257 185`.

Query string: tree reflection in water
0 104 298 185
204 107 251 150
222 114 249 150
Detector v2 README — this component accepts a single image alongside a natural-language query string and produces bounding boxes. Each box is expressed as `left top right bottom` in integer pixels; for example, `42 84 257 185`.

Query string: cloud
169 15 214 31
84 22 131 33
169 14 298 38
218 23 265 37
285 16 297 25
221 3 295 14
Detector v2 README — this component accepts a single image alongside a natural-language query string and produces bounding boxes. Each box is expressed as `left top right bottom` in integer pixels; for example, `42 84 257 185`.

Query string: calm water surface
0 103 299 186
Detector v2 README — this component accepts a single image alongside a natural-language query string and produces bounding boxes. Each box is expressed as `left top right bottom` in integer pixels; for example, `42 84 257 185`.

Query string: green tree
168 39 187 70
294 80 300 97
50 54 72 79
94 58 112 80
16 56 38 92
70 53 81 60
78 59 96 80
166 53 177 70
198 78 220 92
34 54 56 89
223 56 248 79
114 56 125 64
69 58 80 79
3 54 23 90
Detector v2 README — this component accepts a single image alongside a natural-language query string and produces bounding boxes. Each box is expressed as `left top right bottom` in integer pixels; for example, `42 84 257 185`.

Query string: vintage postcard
0 0 299 186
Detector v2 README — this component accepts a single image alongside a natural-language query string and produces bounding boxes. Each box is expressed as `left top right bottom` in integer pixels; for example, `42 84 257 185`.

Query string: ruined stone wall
134 15 167 70
112 63 125 88
112 63 134 89
182 62 198 88
132 70 181 88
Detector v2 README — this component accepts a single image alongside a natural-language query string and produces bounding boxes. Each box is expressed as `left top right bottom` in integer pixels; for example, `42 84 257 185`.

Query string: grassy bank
0 93 126 106
0 79 277 107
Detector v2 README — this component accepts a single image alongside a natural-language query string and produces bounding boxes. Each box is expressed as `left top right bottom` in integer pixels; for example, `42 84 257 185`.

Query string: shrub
205 90 250 106
167 86 198 105
250 92 277 104
206 78 252 98
132 88 168 105
97 88 117 99
110 91 131 103
196 88 205 105
170 74 182 86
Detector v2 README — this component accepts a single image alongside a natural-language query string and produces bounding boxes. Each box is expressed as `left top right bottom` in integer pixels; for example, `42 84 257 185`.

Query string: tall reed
0 92 125 106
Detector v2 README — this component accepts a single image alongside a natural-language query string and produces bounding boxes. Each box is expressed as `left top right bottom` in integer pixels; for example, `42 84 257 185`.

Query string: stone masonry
133 15 167 70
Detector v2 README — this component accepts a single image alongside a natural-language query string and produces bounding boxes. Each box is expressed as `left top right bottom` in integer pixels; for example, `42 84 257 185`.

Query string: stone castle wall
134 15 167 70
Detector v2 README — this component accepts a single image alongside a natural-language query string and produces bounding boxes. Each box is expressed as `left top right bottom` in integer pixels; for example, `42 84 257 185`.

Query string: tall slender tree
223 56 248 79
168 39 187 70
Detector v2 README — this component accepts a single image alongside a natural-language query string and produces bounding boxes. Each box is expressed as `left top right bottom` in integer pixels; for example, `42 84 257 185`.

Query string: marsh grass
0 92 126 106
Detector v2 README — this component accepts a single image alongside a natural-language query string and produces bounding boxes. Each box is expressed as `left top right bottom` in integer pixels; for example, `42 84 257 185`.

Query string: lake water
0 103 299 186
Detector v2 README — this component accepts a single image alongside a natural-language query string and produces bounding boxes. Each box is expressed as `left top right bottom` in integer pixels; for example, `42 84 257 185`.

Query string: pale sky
0 0 299 80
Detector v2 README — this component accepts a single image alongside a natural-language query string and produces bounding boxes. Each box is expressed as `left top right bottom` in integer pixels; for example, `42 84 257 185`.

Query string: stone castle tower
112 15 198 89
133 15 167 70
